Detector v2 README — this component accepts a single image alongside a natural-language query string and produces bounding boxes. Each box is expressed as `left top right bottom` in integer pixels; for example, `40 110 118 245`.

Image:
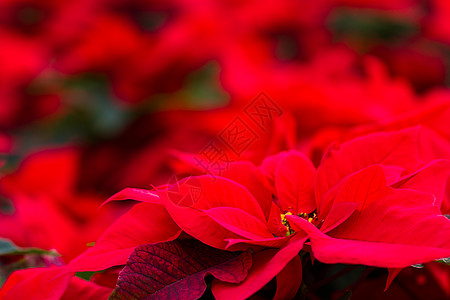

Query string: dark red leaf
110 240 252 300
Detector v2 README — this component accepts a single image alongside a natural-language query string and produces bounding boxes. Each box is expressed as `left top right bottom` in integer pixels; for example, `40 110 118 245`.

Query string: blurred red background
0 0 449 298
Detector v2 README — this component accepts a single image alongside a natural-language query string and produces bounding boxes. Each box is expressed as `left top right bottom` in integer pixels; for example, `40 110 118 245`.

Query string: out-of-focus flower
0 148 121 262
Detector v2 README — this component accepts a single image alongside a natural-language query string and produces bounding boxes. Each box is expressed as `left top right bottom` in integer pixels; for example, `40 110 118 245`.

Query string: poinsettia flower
2 128 447 299
13 172 305 299
136 125 449 296
263 127 450 288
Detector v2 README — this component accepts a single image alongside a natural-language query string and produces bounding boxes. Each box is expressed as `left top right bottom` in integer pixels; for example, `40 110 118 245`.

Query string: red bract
61 276 112 300
212 235 305 300
273 150 316 214
68 201 181 272
0 266 73 300
1 126 448 299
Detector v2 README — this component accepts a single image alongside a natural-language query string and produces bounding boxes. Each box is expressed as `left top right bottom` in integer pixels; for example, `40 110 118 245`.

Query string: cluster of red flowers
0 0 450 299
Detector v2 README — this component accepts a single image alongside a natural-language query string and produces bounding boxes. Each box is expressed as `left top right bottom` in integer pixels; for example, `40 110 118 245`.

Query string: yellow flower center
281 211 319 236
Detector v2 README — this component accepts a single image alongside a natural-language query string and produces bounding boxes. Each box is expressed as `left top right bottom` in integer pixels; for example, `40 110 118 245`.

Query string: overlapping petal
159 176 274 249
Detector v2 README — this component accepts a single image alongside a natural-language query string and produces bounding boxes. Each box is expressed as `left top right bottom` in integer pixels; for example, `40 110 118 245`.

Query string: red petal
101 188 161 207
266 202 287 237
219 161 274 220
289 215 450 268
289 159 450 269
320 201 359 233
275 150 316 214
204 207 274 239
61 277 112 300
328 167 450 250
316 127 420 209
225 236 293 251
392 159 450 208
69 203 181 271
274 255 302 300
259 151 288 193
385 268 402 291
212 234 306 299
171 151 273 219
0 267 73 300
318 164 387 221
161 176 268 249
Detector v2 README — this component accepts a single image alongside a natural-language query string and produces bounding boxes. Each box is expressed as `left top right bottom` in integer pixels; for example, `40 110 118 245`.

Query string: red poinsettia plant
2 0 450 299
1 125 448 299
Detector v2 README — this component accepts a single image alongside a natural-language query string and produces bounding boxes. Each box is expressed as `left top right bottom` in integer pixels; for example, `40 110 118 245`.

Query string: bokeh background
1 0 450 298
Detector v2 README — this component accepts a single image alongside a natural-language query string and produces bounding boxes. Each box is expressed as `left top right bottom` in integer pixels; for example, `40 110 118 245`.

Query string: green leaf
327 8 417 50
0 239 62 287
149 61 230 111
436 257 450 265
0 238 59 257
75 271 98 281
